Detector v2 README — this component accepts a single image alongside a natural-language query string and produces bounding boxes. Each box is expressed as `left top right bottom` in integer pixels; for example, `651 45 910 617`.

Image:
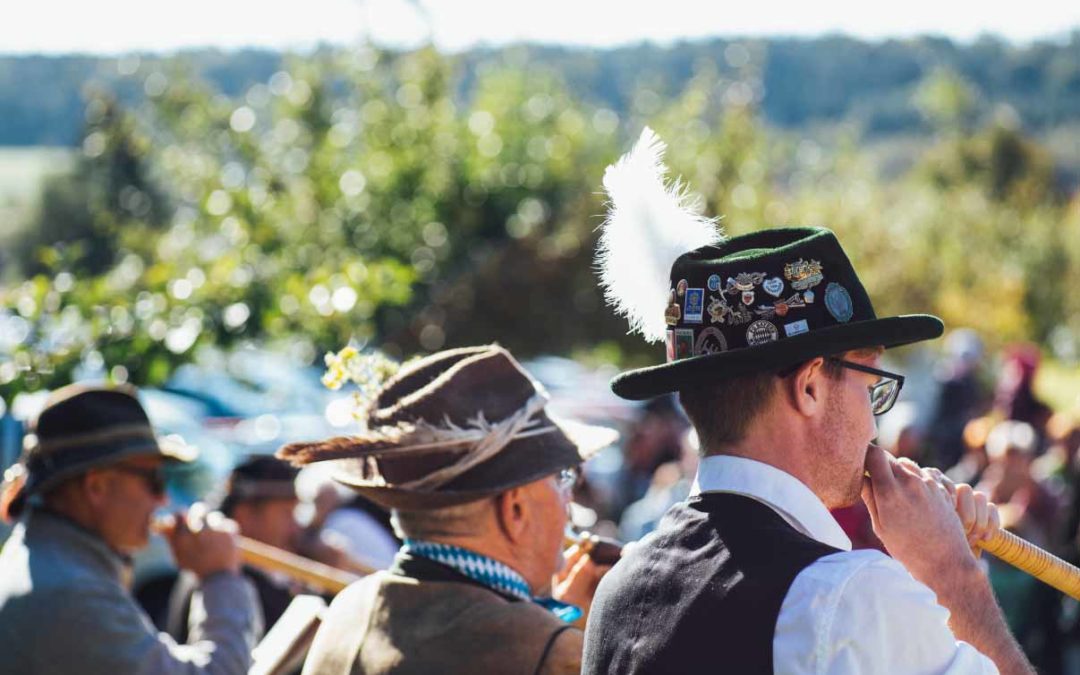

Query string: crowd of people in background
2 330 1077 672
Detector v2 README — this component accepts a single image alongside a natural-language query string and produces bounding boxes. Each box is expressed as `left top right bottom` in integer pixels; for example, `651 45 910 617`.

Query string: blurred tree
16 91 169 276
2 42 1076 405
915 67 978 135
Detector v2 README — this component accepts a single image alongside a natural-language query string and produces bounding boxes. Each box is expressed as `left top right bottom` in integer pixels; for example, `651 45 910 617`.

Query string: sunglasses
109 465 167 496
778 358 905 416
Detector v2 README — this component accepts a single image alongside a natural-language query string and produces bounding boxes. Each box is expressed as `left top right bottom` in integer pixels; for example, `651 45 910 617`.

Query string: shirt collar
401 538 532 601
691 455 852 551
27 508 131 581
401 538 583 623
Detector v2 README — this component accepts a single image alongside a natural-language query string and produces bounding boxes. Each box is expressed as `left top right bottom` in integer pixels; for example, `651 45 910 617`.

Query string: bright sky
2 0 1078 54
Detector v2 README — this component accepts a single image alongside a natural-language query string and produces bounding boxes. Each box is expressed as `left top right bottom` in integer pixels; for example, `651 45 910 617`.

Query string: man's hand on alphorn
894 457 1001 554
861 445 1000 586
159 502 244 579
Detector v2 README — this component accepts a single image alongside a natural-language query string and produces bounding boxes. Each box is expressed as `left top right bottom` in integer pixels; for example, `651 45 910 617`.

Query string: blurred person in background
948 415 996 486
984 503 1050 668
977 420 1059 548
609 395 689 518
618 427 699 542
0 384 258 675
317 488 400 572
1035 413 1080 545
293 464 399 574
982 419 1074 675
278 346 615 675
994 344 1054 444
166 455 301 642
925 329 989 470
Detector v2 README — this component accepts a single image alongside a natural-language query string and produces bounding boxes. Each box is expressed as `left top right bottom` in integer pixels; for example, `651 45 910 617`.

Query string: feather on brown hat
277 345 616 510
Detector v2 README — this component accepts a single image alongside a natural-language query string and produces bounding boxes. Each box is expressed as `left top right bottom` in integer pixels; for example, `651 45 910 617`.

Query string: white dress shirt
692 455 999 674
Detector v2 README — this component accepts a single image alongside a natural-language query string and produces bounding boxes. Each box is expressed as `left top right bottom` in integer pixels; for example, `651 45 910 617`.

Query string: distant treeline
2 32 1079 146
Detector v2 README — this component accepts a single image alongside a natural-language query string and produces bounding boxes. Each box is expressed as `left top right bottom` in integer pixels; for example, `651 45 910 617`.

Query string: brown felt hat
277 345 617 510
5 383 197 518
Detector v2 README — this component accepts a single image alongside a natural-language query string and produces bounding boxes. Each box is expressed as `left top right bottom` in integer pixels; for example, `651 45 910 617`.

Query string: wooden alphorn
978 529 1080 601
237 535 365 594
153 516 366 594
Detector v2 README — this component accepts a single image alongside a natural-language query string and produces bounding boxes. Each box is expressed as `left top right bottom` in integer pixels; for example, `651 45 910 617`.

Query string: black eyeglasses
555 466 579 494
109 465 167 496
829 359 905 416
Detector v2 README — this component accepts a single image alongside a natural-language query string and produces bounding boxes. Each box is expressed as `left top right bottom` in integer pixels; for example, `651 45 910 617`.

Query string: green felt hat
610 227 943 400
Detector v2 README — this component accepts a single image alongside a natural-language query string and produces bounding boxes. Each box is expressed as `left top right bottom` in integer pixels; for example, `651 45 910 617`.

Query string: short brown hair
679 358 847 453
678 373 777 452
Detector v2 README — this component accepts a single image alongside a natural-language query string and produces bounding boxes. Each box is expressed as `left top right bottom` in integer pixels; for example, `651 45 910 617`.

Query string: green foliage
915 68 977 133
16 93 169 277
1 42 1077 406
5 33 1080 147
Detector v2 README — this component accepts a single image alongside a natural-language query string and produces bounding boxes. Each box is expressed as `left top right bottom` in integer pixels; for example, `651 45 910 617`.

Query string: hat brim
8 434 198 518
611 314 944 401
322 417 617 511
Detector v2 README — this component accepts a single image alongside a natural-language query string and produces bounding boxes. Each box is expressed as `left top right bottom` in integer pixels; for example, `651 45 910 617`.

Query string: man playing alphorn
0 384 259 675
278 345 613 675
581 130 1033 674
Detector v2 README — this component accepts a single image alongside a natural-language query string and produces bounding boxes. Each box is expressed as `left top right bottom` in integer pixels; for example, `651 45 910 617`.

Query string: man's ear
81 470 111 510
494 485 529 544
787 357 827 417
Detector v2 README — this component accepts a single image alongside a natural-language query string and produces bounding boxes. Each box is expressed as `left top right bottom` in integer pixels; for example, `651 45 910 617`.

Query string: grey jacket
0 509 260 675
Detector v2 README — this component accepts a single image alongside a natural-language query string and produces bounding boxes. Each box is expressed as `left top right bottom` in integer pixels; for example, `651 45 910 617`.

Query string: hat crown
370 345 543 429
662 226 877 361
276 344 609 511
33 384 150 444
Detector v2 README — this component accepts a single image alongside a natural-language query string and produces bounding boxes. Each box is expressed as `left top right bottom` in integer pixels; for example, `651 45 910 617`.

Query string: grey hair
390 498 495 540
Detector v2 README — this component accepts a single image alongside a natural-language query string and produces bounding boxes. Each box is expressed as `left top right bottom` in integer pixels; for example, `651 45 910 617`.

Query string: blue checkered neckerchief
401 538 582 623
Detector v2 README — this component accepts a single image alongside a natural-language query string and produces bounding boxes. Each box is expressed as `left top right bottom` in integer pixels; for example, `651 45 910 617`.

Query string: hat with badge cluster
2 384 197 519
596 129 943 401
277 345 617 510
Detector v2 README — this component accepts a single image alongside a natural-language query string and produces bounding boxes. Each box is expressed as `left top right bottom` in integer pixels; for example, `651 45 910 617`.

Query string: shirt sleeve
774 550 1000 675
48 572 259 675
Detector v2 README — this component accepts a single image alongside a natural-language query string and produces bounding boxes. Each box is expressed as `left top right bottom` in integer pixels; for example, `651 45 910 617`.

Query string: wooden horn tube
978 529 1080 601
237 536 363 594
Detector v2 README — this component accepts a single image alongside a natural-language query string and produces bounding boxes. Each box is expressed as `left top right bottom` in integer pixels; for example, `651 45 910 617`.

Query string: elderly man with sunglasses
0 384 260 675
583 218 1033 671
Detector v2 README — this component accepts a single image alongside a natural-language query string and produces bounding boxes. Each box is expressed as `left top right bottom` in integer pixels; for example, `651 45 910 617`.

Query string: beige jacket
303 569 580 675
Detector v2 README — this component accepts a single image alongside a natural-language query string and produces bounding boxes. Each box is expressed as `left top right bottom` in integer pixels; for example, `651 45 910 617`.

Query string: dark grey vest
582 492 841 674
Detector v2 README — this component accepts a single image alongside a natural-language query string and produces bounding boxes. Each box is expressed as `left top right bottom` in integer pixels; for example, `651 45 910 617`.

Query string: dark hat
213 455 299 515
5 384 197 517
278 345 616 510
611 227 943 400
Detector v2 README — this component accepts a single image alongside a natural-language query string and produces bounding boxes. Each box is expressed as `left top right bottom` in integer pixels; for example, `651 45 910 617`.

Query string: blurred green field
0 146 74 239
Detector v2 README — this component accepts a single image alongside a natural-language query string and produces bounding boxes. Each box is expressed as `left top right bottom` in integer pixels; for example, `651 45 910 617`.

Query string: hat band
227 480 298 501
357 393 558 491
30 423 158 455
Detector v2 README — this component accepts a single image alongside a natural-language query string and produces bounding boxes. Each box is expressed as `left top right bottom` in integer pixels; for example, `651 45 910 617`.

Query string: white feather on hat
596 127 724 343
